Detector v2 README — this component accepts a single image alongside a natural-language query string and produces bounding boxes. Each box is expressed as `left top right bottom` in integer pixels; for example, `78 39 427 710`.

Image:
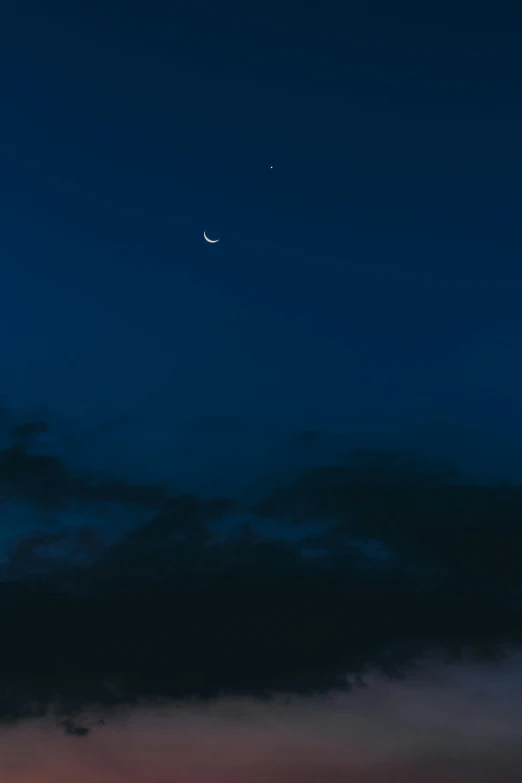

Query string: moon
204 231 219 243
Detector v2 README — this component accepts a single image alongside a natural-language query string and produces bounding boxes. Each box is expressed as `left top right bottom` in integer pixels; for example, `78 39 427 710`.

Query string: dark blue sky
3 7 522 769
2 0 522 492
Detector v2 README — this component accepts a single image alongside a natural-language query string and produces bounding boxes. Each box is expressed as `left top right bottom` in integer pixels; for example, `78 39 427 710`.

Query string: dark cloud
4 525 105 579
58 719 89 737
77 479 171 508
0 428 521 731
0 421 171 512
7 530 69 574
9 420 49 445
255 451 522 587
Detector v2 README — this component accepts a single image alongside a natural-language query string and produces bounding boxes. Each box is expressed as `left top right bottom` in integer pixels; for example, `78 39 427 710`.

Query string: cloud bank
0 415 521 728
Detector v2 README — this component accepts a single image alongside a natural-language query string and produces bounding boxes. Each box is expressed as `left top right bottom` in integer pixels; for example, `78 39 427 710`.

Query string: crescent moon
204 231 219 243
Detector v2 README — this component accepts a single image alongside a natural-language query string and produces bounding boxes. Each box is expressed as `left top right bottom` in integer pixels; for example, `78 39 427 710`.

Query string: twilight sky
1 1 522 780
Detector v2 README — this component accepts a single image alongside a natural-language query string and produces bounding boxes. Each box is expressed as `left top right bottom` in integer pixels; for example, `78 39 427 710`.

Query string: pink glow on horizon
2 656 522 782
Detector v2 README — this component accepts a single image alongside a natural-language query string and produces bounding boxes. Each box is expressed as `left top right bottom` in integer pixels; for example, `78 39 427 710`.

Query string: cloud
9 420 49 445
0 419 171 513
255 451 522 587
6 530 69 573
3 659 522 781
58 719 89 737
0 422 521 730
4 525 106 578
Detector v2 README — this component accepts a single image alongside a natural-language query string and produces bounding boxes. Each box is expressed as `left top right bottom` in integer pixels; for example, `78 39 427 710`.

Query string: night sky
1 2 522 781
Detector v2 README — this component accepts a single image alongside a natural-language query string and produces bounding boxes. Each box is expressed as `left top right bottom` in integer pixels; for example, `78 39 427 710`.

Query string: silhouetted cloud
255 451 522 587
4 525 105 579
0 423 521 732
0 418 170 512
58 719 89 737
7 530 68 572
9 420 49 445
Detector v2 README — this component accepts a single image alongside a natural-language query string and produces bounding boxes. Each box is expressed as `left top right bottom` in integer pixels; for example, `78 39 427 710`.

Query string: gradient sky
2 1 522 484
1 1 522 781
3 657 522 782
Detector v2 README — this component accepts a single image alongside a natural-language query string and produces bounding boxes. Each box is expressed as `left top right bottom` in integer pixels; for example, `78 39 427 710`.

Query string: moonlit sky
2 1 522 487
1 1 522 780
